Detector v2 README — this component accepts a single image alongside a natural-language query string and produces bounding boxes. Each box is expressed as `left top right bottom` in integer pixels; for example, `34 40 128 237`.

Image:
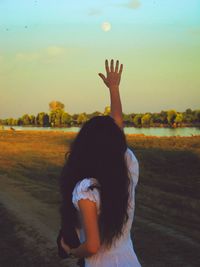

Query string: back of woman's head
60 115 130 247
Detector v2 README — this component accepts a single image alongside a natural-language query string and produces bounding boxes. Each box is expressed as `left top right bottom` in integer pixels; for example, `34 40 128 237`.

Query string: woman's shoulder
73 178 100 195
72 178 101 211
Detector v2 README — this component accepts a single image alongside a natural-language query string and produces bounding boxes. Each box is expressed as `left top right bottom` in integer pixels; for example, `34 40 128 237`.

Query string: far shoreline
1 129 200 138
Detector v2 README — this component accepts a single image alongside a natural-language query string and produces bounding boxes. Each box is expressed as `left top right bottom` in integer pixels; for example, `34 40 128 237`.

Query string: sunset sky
0 0 200 118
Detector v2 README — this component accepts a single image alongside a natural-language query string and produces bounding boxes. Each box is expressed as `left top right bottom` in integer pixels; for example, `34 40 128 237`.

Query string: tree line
1 101 200 128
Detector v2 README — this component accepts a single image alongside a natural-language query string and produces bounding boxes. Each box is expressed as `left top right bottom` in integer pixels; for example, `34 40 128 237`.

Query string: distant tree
1 106 199 129
70 114 79 126
61 112 72 126
22 114 31 125
133 114 142 127
49 100 65 111
43 114 50 126
11 119 18 125
194 110 200 123
128 113 135 123
123 113 133 125
29 115 36 125
72 114 79 120
48 100 66 127
141 113 151 126
18 118 23 126
36 112 43 126
77 113 88 124
183 112 194 123
6 118 17 126
150 113 163 125
167 110 177 126
4 119 8 125
182 108 195 124
174 113 183 125
36 112 49 126
185 108 193 115
49 109 64 127
103 106 111 116
160 111 168 124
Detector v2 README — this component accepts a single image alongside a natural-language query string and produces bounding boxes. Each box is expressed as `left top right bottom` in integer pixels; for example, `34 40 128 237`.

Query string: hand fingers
60 239 68 253
119 64 123 75
105 59 109 74
105 59 123 74
115 60 119 72
98 73 106 82
110 59 114 72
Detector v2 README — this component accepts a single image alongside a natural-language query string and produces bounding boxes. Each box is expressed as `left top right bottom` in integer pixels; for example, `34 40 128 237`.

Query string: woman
59 59 141 267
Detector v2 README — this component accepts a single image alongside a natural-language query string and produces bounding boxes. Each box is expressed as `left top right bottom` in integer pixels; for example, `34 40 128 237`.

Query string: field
0 130 200 267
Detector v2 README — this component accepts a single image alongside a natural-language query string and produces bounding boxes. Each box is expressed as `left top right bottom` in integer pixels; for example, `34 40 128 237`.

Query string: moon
101 22 111 32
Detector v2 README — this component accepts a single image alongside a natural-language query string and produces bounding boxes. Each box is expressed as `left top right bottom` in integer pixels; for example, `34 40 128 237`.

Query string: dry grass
0 130 200 266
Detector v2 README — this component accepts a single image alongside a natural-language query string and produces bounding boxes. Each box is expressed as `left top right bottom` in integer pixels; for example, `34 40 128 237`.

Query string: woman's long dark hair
59 115 130 247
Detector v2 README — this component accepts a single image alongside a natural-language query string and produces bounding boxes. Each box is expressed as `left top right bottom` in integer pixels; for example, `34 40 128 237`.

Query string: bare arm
99 59 124 130
61 199 100 258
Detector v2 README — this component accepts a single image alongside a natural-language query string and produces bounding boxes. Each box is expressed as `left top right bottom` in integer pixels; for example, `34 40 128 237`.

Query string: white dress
72 147 142 267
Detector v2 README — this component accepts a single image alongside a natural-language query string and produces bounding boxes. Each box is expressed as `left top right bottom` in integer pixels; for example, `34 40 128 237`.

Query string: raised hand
98 59 123 89
98 59 124 129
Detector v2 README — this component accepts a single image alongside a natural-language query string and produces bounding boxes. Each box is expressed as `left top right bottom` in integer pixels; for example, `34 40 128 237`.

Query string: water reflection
2 126 200 137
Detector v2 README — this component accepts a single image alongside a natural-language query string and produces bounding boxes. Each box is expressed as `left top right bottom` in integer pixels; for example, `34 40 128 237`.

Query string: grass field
0 130 200 267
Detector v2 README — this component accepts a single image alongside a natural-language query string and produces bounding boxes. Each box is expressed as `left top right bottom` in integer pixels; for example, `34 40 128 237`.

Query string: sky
0 0 200 118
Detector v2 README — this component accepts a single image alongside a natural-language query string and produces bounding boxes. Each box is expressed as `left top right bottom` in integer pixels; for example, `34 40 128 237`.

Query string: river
2 126 200 137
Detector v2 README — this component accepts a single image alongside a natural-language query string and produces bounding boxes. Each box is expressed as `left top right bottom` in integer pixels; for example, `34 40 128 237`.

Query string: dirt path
0 173 199 267
0 174 78 267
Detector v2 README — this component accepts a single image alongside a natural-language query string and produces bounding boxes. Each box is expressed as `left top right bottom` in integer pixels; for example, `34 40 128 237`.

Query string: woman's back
59 59 142 266
72 147 141 267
